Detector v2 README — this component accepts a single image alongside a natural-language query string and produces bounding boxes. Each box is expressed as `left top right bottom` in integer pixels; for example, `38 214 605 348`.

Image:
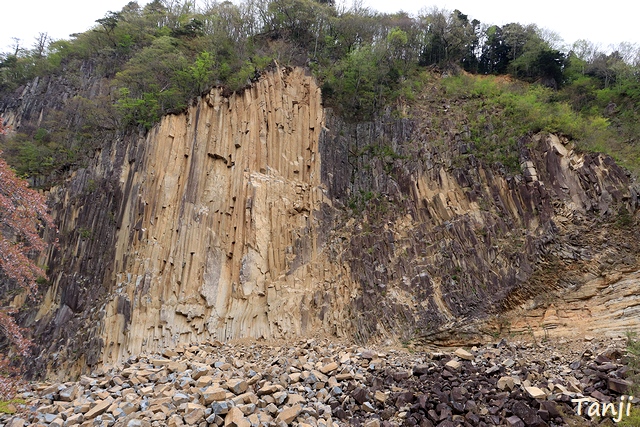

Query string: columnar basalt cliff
2 67 640 379
99 67 358 362
320 114 640 346
14 67 355 377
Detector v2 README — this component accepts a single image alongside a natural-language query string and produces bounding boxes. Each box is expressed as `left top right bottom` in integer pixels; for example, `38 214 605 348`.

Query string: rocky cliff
320 110 640 347
2 66 639 379
7 67 355 378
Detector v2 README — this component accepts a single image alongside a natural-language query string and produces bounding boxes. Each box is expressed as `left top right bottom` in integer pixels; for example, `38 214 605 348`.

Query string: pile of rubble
2 336 635 427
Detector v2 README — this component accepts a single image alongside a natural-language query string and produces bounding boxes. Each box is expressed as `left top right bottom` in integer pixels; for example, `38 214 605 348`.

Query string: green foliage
625 331 640 377
618 408 640 427
348 189 376 214
187 51 216 93
359 143 406 174
264 0 334 51
114 36 190 128
439 73 617 172
347 190 394 223
1 0 640 180
1 94 116 181
78 228 92 240
321 43 410 121
116 88 162 130
418 8 479 69
616 206 634 228
618 331 640 426
556 54 640 172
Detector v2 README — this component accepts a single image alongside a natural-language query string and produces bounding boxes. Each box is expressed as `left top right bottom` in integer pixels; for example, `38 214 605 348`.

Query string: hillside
0 2 639 425
2 0 639 180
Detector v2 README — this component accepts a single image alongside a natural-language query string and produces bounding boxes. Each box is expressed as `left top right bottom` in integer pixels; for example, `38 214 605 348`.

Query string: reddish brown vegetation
0 121 56 397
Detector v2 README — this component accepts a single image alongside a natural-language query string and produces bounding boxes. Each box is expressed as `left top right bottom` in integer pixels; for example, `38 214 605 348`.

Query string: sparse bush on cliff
439 73 614 172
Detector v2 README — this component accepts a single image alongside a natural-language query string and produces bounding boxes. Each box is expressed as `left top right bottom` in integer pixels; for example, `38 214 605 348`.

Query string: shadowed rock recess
1 67 639 379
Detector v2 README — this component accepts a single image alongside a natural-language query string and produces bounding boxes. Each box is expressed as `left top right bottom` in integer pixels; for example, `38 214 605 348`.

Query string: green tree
114 36 191 128
417 9 479 68
322 44 402 121
263 0 334 54
479 25 509 74
187 51 217 93
385 27 409 74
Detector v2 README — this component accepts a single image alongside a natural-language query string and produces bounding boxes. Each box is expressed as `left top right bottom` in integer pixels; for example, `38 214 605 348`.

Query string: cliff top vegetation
0 0 639 179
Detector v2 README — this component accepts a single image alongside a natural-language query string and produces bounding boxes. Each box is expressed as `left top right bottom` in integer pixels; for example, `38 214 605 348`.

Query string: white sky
2 0 638 54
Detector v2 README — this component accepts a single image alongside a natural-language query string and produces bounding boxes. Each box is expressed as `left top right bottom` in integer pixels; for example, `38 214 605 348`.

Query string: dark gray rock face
320 109 639 345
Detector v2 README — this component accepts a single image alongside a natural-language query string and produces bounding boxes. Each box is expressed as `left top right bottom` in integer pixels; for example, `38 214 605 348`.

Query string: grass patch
625 331 640 387
437 73 640 176
618 407 640 427
438 74 617 174
617 332 640 426
0 399 25 414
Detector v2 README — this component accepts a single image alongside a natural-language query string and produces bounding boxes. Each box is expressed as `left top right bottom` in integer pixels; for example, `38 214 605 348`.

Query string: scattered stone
486 365 501 374
524 386 546 399
503 358 516 368
362 402 376 412
497 376 515 391
352 387 368 404
58 384 79 402
184 407 205 424
7 336 634 427
413 365 430 376
84 399 111 420
173 392 191 404
203 386 227 404
287 394 306 405
454 348 474 360
5 418 25 427
225 407 250 427
227 379 249 394
276 405 302 424
374 390 388 404
319 362 340 374
505 415 525 427
608 377 632 393
444 359 461 371
257 384 280 396
212 401 231 415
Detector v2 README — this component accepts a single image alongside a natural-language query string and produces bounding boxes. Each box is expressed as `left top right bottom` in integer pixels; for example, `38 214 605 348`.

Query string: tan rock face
497 270 640 341
22 67 357 376
86 68 354 364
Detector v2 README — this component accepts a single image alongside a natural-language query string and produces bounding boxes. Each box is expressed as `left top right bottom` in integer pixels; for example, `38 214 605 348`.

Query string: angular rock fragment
276 405 302 424
454 348 474 361
225 407 251 427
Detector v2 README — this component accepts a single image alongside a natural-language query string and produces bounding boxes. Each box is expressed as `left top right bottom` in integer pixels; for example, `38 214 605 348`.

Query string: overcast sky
2 0 638 54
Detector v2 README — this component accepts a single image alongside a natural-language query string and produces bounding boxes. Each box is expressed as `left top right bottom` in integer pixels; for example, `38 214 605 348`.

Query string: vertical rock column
100 68 348 363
